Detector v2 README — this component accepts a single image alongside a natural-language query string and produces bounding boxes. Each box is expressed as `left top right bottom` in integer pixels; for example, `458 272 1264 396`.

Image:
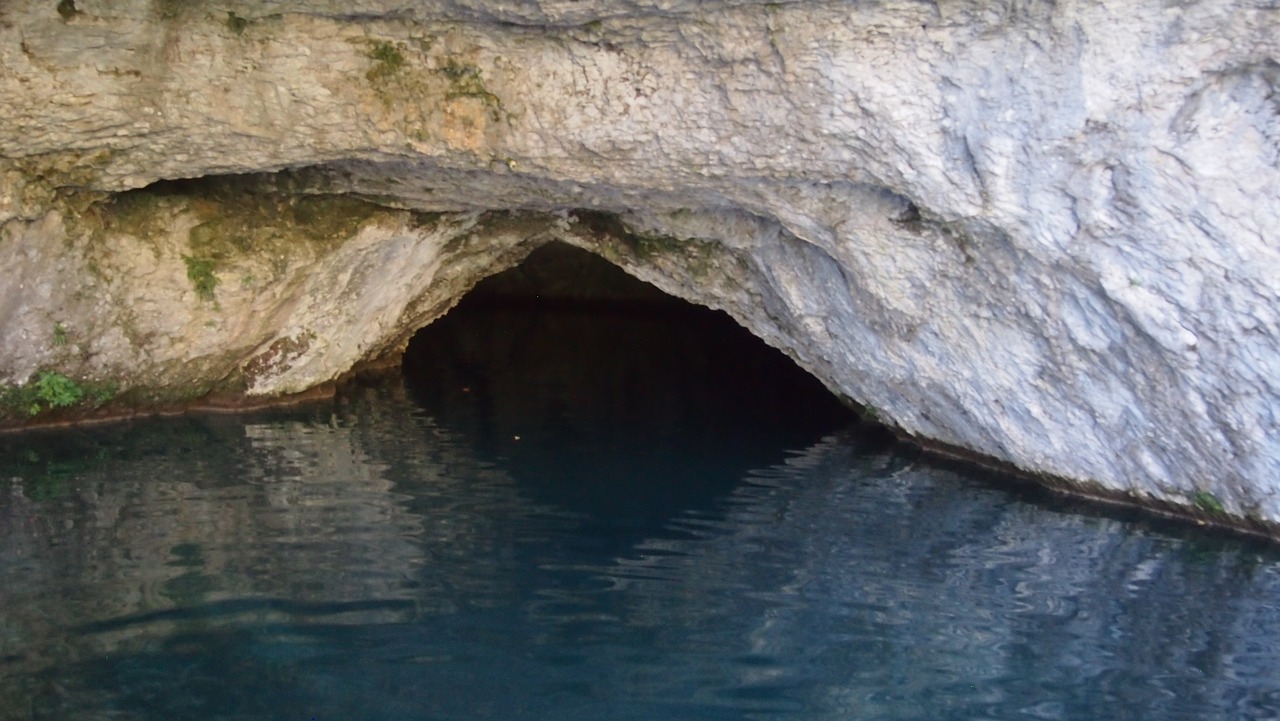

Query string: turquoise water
2 299 1279 721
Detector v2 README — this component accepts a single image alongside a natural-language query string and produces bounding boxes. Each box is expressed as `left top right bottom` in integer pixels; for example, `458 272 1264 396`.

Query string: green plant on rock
31 371 85 415
88 380 118 405
1191 490 1226 515
183 255 220 302
1 372 117 419
53 322 68 346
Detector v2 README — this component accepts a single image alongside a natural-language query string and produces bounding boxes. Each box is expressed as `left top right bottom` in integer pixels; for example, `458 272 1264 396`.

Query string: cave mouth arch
399 242 862 459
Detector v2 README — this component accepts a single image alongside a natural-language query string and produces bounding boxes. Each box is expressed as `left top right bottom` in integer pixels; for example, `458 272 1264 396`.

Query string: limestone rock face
1 0 1278 531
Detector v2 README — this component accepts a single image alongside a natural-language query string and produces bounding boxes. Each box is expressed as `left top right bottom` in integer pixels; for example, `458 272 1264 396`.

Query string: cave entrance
400 242 862 523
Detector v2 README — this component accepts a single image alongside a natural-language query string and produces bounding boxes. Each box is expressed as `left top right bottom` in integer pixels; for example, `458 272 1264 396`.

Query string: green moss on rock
365 40 407 81
90 175 384 268
573 210 721 280
226 11 250 35
437 56 506 121
1192 491 1226 515
182 254 220 302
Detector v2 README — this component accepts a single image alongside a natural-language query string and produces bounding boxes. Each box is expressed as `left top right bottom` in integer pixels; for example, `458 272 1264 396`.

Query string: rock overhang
1 0 1278 538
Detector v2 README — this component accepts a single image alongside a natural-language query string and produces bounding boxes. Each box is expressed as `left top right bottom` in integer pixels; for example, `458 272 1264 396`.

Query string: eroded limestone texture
1 1 1278 532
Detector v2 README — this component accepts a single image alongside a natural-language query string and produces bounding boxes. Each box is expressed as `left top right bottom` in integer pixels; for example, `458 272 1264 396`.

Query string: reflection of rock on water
240 420 419 598
546 437 1280 720
0 382 1278 718
0 404 538 684
0 258 864 703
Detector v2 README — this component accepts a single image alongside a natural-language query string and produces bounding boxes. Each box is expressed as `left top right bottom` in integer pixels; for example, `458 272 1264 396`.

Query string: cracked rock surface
1 0 1278 533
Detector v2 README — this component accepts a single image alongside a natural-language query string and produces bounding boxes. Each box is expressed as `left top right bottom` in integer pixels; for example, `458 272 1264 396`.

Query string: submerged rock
0 0 1277 534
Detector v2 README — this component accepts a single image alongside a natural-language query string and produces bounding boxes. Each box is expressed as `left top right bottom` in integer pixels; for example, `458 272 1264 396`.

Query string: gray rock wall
0 0 1277 531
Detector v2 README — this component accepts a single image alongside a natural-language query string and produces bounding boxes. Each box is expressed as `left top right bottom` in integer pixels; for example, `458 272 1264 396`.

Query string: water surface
1 300 1278 721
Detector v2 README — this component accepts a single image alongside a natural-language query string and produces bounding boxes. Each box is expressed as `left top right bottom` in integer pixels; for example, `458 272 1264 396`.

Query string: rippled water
2 301 1280 721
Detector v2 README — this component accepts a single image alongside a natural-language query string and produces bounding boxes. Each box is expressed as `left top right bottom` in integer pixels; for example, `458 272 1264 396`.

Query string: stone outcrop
1 0 1278 533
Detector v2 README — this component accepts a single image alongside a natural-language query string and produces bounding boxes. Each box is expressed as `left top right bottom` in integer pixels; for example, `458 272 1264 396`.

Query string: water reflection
0 308 1278 719
400 295 859 548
